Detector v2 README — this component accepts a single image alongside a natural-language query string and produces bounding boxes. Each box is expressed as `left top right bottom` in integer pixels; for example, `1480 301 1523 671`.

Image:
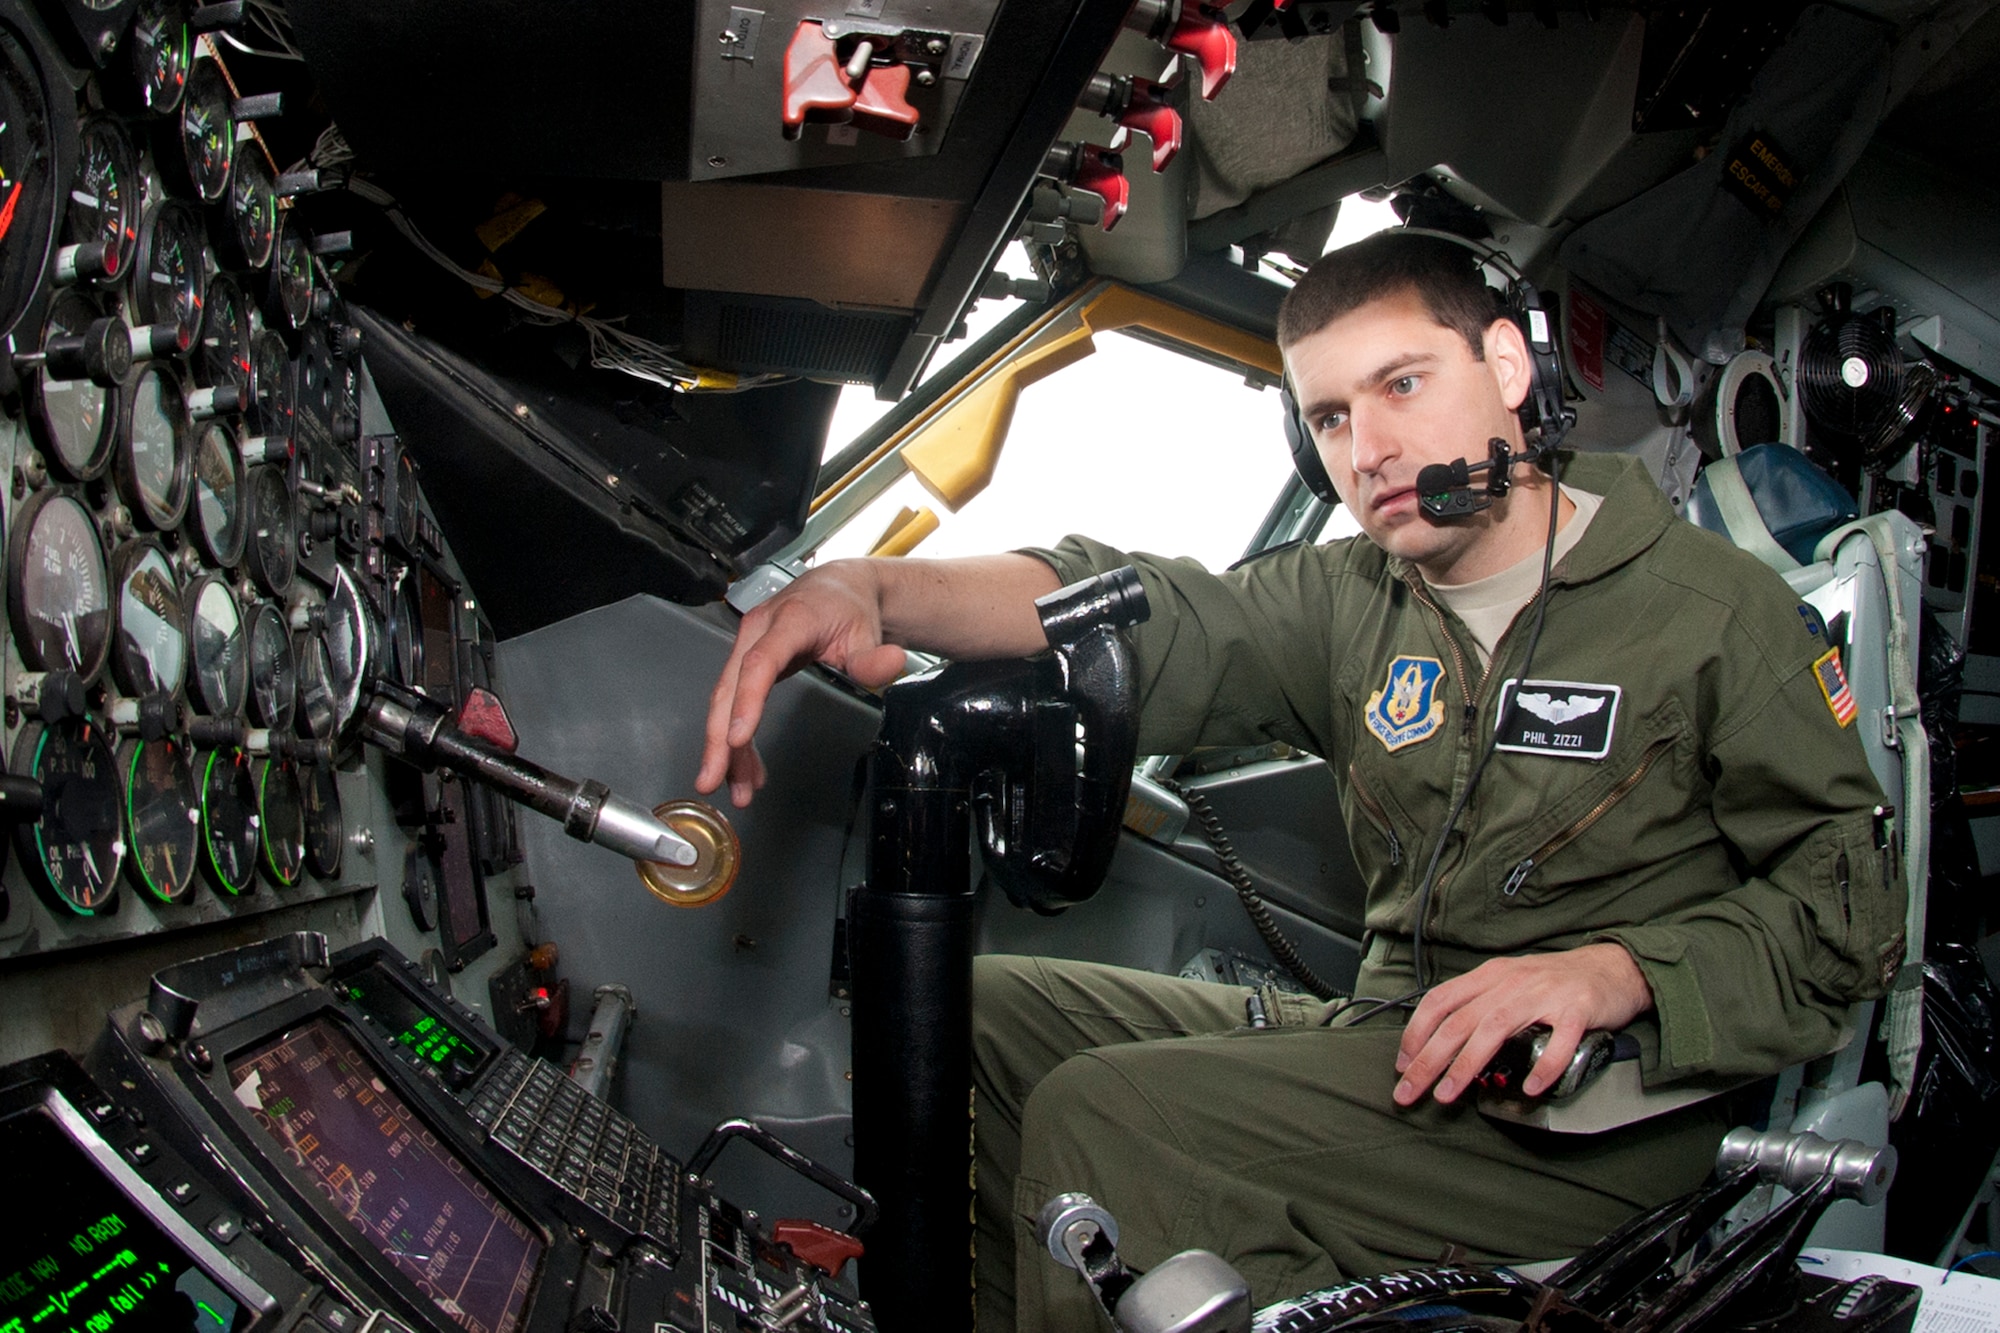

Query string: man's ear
1483 316 1532 412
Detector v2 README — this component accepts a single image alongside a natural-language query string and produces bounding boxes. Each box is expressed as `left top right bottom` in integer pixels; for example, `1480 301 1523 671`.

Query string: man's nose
1347 403 1396 475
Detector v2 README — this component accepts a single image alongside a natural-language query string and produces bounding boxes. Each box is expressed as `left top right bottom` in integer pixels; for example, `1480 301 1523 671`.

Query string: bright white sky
813 195 1400 571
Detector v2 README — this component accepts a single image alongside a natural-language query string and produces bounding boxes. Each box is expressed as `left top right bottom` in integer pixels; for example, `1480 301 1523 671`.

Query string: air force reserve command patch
1366 656 1447 752
1495 679 1622 759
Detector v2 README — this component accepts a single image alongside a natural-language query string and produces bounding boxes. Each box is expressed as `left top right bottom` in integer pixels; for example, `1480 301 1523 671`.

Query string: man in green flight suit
695 231 1904 1332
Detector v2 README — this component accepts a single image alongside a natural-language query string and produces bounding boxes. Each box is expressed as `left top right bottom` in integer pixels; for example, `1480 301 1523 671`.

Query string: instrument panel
0 0 511 965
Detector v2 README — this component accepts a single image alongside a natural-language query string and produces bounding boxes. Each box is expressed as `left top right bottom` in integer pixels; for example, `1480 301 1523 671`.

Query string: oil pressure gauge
183 572 247 717
12 718 123 916
131 198 207 355
187 419 247 567
8 489 112 684
119 735 200 905
63 116 139 285
108 539 186 699
171 56 233 202
126 0 189 115
116 362 192 529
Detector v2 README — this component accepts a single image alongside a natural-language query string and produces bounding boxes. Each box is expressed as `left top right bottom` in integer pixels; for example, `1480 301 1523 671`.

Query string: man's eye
1390 375 1420 395
1317 412 1348 433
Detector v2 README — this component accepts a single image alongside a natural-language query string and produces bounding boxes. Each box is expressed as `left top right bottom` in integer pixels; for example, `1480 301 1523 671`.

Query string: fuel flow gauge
119 735 200 904
12 718 123 916
131 198 208 355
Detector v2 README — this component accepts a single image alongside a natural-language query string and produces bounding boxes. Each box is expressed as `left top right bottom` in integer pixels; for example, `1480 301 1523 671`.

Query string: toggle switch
1078 74 1183 171
1042 142 1130 231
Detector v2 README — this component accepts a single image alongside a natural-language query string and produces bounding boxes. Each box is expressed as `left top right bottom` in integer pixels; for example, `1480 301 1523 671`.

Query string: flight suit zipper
1500 735 1675 897
1347 763 1402 866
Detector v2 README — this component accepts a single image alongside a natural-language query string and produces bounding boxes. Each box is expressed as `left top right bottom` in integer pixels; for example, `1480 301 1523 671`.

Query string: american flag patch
1813 648 1856 727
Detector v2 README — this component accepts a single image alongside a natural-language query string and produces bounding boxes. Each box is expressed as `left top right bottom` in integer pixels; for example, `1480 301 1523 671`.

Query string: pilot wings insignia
1514 692 1607 726
1495 679 1622 760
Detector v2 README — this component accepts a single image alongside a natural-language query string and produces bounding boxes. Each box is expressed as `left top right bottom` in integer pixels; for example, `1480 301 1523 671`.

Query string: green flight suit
976 452 1903 1331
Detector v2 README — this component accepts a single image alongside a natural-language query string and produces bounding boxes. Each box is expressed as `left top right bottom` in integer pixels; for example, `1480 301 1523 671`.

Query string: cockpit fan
1797 283 1914 454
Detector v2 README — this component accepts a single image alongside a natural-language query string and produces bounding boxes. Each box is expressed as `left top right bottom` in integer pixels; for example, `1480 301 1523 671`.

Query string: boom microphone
1417 437 1517 518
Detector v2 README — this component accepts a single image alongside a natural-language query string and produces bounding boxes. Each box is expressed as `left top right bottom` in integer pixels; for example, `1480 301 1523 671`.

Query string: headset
1279 227 1576 518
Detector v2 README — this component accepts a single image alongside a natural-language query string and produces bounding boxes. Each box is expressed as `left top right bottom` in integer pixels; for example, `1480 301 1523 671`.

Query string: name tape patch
1366 655 1447 753
1495 679 1622 760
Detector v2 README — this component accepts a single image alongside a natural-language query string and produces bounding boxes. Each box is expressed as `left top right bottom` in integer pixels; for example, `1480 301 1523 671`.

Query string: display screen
336 962 492 1078
0 1108 249 1333
227 1020 540 1333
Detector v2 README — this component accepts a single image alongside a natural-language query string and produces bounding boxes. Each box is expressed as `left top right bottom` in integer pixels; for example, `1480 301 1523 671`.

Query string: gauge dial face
393 451 421 550
133 199 207 353
179 57 233 202
297 323 334 445
111 542 185 697
321 564 376 737
121 363 191 529
34 290 117 478
199 746 258 895
122 737 199 904
257 758 304 886
198 273 254 404
268 218 313 331
185 576 247 716
129 0 189 114
14 720 123 915
224 146 275 270
248 601 295 729
189 419 247 566
9 490 112 680
301 761 342 879
68 117 138 281
293 626 334 739
244 464 295 597
391 570 424 688
0 23 62 343
250 328 291 439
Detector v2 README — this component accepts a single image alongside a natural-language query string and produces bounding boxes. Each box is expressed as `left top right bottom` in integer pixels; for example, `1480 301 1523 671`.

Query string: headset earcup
1280 385 1338 504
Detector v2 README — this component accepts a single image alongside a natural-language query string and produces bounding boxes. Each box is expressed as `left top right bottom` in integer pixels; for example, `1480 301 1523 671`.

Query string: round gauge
403 842 439 932
183 573 247 716
321 564 378 737
176 57 233 203
265 214 313 333
247 601 295 729
12 719 123 916
300 761 342 879
67 116 139 282
256 757 304 887
127 0 189 115
293 626 334 740
296 320 334 443
187 419 247 566
250 328 291 439
0 20 65 344
8 489 112 682
217 146 275 271
119 736 199 904
197 272 254 405
109 539 185 698
197 746 258 896
393 451 421 550
389 570 424 688
117 362 192 529
131 199 207 354
243 464 295 598
30 289 118 479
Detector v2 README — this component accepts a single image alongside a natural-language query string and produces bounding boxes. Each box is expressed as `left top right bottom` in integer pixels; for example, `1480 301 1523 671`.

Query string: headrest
1685 443 1858 570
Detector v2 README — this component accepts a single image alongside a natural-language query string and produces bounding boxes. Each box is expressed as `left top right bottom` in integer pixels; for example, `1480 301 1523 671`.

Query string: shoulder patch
1366 656 1447 753
1798 604 1825 640
1812 647 1857 727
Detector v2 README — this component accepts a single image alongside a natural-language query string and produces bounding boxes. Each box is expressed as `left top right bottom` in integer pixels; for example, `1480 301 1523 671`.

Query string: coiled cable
1175 782 1339 1001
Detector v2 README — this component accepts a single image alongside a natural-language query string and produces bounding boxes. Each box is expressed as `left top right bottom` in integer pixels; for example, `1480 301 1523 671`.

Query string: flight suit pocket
1342 763 1410 892
1808 810 1904 998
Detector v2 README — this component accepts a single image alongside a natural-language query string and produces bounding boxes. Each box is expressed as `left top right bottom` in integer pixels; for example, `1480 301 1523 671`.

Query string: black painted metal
851 569 1146 1331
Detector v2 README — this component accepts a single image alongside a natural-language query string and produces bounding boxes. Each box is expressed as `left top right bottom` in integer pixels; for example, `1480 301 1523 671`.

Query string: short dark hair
1276 230 1502 360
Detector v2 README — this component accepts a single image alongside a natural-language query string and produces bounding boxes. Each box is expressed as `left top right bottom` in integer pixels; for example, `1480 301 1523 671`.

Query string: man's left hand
1392 944 1654 1107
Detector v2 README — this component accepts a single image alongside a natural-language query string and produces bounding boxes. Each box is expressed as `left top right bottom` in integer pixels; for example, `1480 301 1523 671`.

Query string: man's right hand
698 561 910 808
694 553 1066 808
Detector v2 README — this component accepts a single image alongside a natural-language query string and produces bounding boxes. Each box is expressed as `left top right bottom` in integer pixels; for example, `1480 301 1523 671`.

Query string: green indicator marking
257 761 298 886
200 751 249 896
195 1300 223 1326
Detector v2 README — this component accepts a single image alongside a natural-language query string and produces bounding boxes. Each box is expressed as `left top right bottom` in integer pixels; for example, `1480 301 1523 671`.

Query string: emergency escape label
1721 129 1802 216
1494 679 1621 760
